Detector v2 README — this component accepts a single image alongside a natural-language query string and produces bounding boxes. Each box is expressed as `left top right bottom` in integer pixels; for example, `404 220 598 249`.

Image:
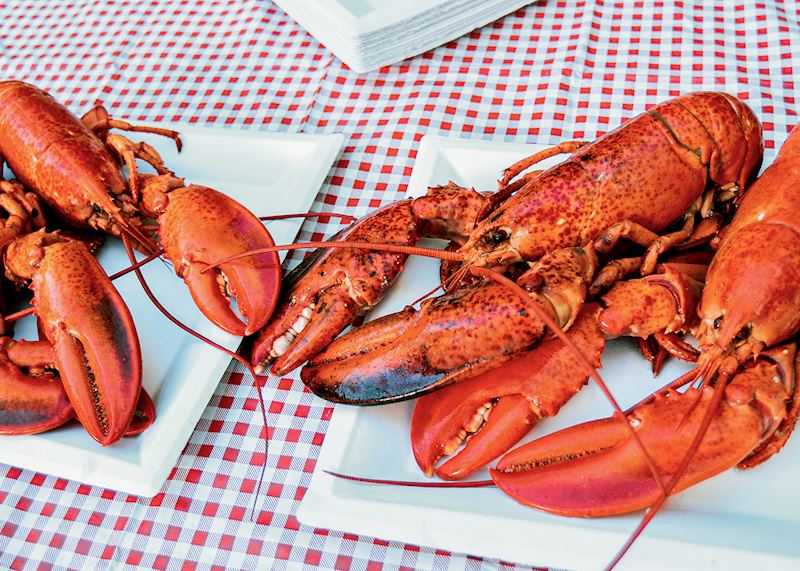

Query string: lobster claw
151 184 281 336
252 200 419 375
412 304 605 480
490 344 799 516
301 246 598 405
6 231 142 446
301 282 549 404
0 339 73 435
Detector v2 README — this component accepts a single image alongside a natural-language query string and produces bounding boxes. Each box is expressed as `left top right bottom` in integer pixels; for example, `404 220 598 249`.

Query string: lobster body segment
0 81 135 238
698 128 800 352
460 92 762 269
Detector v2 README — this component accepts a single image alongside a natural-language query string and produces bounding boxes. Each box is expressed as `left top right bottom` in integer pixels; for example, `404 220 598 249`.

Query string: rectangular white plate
297 135 800 570
0 126 344 496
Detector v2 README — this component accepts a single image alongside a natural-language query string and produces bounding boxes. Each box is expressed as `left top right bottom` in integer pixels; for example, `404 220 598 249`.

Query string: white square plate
297 135 800 570
0 126 344 496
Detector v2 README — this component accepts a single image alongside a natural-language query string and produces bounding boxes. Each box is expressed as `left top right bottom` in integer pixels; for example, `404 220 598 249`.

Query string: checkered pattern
0 0 798 569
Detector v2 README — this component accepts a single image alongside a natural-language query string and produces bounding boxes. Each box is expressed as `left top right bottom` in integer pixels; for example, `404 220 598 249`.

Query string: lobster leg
81 105 182 151
491 343 799 516
5 231 142 446
411 304 605 480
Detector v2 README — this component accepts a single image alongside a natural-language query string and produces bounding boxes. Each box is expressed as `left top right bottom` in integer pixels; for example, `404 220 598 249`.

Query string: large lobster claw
5 231 142 446
146 182 281 336
412 304 605 480
301 246 597 404
252 200 419 375
301 281 550 404
490 344 800 516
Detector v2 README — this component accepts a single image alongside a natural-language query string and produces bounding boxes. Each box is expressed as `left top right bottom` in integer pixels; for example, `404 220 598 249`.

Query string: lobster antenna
259 211 357 224
323 470 493 488
468 266 669 494
109 248 165 280
120 234 272 521
406 264 471 308
199 240 465 274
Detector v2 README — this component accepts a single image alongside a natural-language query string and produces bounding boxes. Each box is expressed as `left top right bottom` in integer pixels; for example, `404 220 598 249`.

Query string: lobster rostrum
267 92 761 405
0 81 281 336
0 179 143 445
490 123 800 520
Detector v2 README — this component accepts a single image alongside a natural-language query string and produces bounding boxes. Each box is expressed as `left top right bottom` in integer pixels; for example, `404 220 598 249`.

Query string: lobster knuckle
34 240 142 446
139 173 184 217
411 183 491 241
599 264 701 339
157 185 281 336
518 246 597 330
739 344 800 468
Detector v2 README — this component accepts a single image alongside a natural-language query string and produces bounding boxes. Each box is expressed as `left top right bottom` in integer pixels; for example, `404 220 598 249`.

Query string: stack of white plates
274 0 535 73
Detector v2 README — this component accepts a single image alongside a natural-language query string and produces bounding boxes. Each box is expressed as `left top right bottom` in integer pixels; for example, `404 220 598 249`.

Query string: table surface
0 1 798 569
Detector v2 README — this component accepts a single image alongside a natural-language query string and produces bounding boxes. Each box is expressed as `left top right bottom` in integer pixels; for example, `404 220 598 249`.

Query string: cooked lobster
490 123 800 526
0 81 281 336
255 92 761 406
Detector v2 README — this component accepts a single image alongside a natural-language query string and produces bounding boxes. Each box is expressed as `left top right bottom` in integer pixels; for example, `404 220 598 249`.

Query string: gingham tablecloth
0 1 798 569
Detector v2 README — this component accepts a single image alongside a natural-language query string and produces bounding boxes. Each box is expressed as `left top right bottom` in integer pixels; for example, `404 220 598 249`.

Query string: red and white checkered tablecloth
0 1 798 569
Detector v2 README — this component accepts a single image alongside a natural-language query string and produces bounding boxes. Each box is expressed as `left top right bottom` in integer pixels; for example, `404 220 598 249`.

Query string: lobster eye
483 227 510 247
714 317 722 329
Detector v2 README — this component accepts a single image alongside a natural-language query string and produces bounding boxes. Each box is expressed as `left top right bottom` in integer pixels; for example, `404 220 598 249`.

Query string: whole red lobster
0 81 281 336
252 92 762 408
486 124 800 563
